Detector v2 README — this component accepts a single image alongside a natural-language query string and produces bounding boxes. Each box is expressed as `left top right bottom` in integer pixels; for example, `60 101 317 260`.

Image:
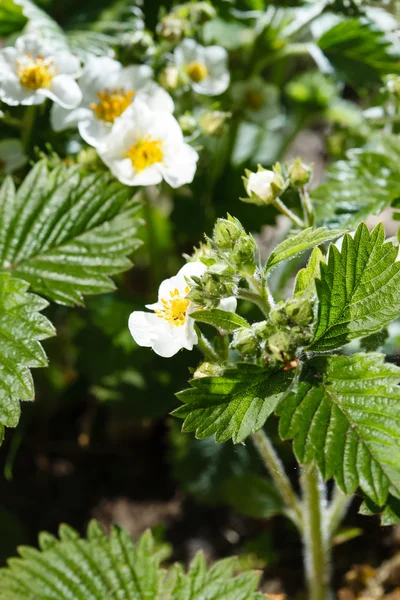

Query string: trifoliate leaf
266 227 343 272
173 364 294 444
308 223 400 352
318 18 400 84
0 521 264 600
190 309 250 332
0 273 54 439
277 353 400 506
312 150 400 228
293 246 325 298
0 161 142 306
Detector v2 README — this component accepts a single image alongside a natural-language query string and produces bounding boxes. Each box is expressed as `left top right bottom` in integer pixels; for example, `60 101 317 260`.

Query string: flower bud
157 15 185 41
199 111 231 136
231 233 256 276
213 216 242 249
285 296 313 325
159 66 181 90
179 113 197 135
267 330 292 361
194 361 223 378
189 2 216 24
288 157 311 188
119 30 155 61
242 165 284 205
231 328 259 356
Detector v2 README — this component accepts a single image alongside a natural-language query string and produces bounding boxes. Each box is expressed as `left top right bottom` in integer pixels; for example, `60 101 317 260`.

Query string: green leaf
0 0 27 35
221 473 283 519
173 364 294 444
312 150 400 229
308 223 400 352
294 246 325 298
190 309 250 332
0 161 142 306
0 273 54 437
277 353 400 506
318 18 400 84
0 521 263 600
359 494 400 526
266 227 344 272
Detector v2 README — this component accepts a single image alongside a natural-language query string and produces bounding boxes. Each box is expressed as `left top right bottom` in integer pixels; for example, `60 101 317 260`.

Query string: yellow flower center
155 286 190 327
245 90 264 111
17 55 56 90
125 136 164 172
187 61 208 83
90 88 135 123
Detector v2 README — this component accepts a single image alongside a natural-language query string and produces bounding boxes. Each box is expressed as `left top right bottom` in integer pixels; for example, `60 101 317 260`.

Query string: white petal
0 74 43 106
162 143 199 188
53 51 81 77
112 64 153 91
15 34 48 57
51 103 91 132
128 311 187 357
193 74 230 96
178 261 207 279
0 47 17 73
174 38 200 66
43 74 82 108
218 297 237 313
79 118 110 147
138 82 174 113
128 311 160 347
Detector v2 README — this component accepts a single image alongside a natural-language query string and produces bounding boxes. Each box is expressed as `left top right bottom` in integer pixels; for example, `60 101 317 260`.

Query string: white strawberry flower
0 139 27 174
129 262 237 358
51 56 174 148
97 98 198 188
174 39 230 96
0 34 81 108
231 76 281 124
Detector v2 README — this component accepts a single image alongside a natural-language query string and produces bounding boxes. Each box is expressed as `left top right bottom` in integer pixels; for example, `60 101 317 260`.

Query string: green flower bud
159 66 181 90
288 158 312 188
231 328 259 356
199 111 231 136
267 330 292 361
231 233 256 276
179 113 197 135
242 164 284 206
285 296 313 325
213 216 243 249
194 361 223 378
157 15 185 41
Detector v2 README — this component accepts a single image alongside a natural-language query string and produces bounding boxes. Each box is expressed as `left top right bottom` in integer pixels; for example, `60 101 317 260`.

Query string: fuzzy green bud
285 296 313 326
231 328 259 356
200 111 231 136
157 15 185 41
179 113 197 135
242 164 284 206
213 216 243 249
231 233 256 276
288 158 312 188
194 361 223 378
268 330 292 361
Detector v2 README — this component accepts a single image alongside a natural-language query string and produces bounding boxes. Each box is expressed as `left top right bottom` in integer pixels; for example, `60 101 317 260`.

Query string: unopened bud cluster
187 215 256 307
232 295 314 367
157 2 216 42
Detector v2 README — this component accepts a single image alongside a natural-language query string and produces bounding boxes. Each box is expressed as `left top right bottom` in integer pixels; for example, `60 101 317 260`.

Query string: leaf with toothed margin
276 353 400 507
173 364 295 444
0 161 142 306
0 272 54 441
307 222 400 352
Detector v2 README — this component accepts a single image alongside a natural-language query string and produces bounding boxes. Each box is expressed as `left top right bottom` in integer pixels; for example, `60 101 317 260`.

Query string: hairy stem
328 485 352 538
251 429 302 528
301 464 332 600
195 326 220 362
299 187 315 227
273 197 305 229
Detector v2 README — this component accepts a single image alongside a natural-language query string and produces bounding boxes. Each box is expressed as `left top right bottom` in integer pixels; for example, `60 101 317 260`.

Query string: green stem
251 429 303 528
22 105 37 154
195 326 220 362
273 197 305 229
327 485 352 538
299 187 315 227
142 187 162 289
236 287 270 319
301 464 332 600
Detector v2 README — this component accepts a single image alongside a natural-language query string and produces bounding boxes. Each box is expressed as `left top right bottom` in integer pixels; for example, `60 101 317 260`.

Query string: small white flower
0 139 27 174
128 262 237 358
51 56 174 148
174 39 229 96
247 170 276 202
97 98 198 188
231 76 280 124
0 34 81 108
